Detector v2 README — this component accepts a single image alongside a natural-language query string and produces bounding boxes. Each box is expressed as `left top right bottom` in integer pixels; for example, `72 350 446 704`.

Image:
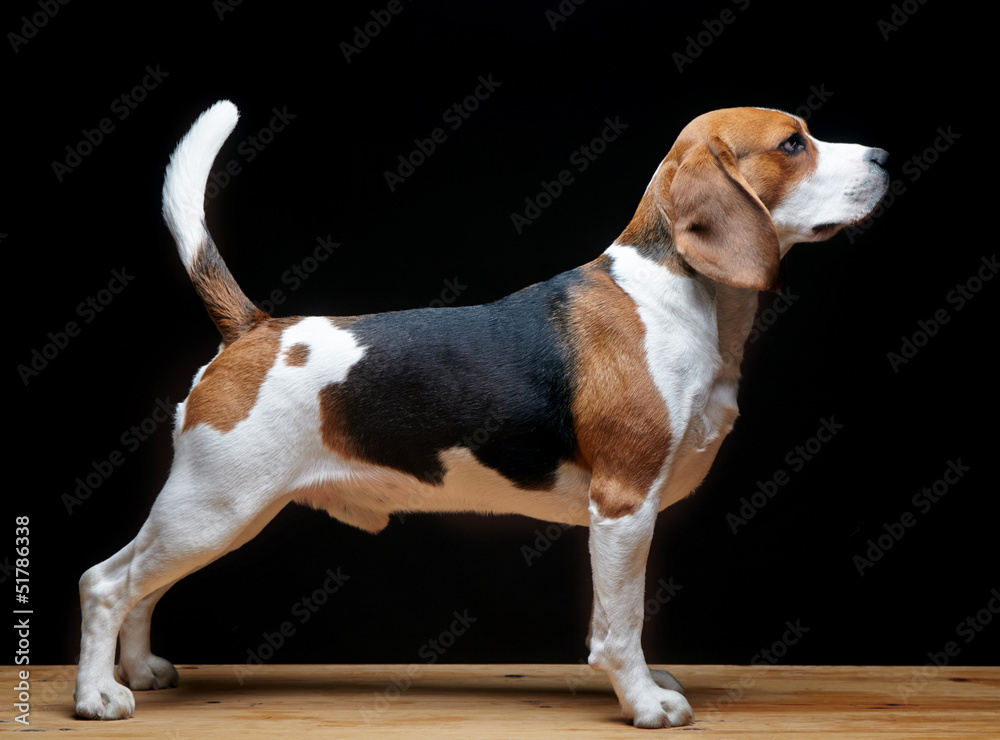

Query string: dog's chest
606 246 757 504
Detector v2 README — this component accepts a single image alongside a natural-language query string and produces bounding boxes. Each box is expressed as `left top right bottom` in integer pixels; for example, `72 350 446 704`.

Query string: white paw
630 687 694 728
117 654 179 690
74 681 135 720
649 668 685 694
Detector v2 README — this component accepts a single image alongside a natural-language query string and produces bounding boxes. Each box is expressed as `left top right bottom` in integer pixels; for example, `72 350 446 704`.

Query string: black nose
867 148 889 168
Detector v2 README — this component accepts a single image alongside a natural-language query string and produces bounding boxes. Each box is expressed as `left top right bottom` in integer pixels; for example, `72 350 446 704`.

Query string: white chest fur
606 244 758 508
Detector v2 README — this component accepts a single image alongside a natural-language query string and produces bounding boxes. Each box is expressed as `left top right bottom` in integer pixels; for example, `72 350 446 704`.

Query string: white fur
161 100 240 269
75 102 887 726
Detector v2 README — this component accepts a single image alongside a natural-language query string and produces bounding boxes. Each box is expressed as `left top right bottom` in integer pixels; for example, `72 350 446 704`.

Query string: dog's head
618 107 889 291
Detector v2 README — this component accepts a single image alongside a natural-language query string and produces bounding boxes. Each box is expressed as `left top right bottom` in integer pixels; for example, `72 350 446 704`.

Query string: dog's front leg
587 490 693 728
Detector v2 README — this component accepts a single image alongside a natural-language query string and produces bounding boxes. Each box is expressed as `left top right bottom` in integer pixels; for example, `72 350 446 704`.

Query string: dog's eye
779 133 806 154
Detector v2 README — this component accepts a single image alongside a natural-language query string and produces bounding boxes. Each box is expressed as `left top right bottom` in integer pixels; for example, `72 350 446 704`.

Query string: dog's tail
162 100 269 346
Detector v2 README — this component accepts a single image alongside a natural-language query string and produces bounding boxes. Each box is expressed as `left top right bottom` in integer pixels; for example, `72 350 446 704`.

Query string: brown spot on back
182 318 300 434
569 261 671 518
284 342 310 367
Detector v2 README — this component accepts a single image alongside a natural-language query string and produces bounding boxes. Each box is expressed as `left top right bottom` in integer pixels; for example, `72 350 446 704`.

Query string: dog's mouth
812 205 882 235
811 222 842 236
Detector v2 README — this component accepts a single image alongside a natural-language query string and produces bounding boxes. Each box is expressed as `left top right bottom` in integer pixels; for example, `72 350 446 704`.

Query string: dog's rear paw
117 655 179 691
649 668 685 694
631 688 694 728
74 682 135 720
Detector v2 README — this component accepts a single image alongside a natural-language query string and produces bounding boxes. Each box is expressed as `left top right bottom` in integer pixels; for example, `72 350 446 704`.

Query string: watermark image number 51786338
14 515 32 726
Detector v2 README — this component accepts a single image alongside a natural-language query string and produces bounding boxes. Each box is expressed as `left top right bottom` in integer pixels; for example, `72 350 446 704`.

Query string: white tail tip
161 100 240 268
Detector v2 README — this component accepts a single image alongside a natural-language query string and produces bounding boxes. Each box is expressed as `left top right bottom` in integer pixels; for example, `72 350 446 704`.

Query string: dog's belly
290 385 735 535
291 447 593 533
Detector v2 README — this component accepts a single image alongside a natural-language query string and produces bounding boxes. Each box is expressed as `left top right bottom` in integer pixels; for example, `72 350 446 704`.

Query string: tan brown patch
569 262 672 518
284 343 310 367
182 318 300 434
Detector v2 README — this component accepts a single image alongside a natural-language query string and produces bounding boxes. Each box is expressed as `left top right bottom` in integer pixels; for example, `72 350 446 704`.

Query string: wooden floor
6 664 998 738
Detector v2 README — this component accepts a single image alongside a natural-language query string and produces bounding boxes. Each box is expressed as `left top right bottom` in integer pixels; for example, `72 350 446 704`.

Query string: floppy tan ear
668 135 782 292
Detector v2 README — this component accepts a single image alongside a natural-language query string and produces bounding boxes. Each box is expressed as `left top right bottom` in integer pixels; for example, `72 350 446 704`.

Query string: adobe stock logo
205 106 297 200
7 0 70 53
254 235 340 314
234 567 350 685
51 65 170 182
852 459 970 577
17 268 136 386
383 74 502 192
360 609 477 723
897 587 1000 702
671 0 752 73
845 125 960 245
877 0 928 40
726 417 844 533
340 0 414 63
509 116 628 234
886 254 996 373
545 0 586 30
701 617 809 719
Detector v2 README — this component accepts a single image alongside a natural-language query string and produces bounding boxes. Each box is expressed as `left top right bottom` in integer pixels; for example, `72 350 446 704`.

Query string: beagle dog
75 101 888 727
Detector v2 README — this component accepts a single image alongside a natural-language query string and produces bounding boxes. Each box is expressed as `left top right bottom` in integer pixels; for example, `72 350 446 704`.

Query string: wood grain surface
6 664 998 738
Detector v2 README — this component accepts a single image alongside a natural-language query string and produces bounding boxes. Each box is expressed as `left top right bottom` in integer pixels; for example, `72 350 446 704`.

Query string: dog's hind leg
74 465 290 720
114 497 285 693
115 582 178 691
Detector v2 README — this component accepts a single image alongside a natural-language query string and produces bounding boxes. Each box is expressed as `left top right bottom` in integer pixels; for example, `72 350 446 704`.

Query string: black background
7 0 995 674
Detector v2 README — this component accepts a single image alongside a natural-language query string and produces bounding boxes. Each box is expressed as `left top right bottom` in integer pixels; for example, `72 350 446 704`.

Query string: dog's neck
708 279 760 381
606 233 762 389
617 231 763 379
